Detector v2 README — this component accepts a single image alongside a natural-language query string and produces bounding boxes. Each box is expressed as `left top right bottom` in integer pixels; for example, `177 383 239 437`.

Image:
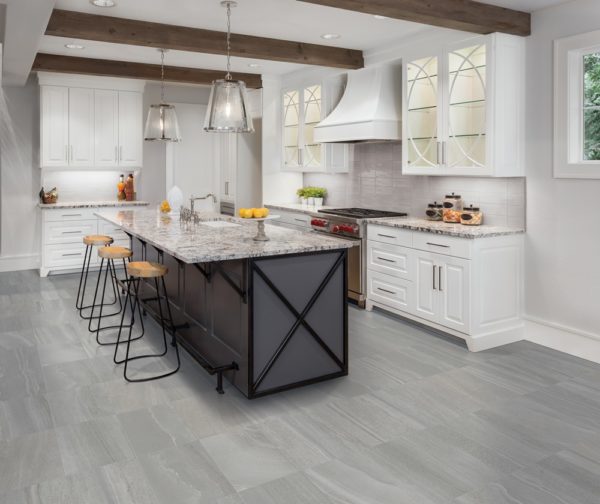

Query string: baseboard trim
524 316 600 364
0 254 40 272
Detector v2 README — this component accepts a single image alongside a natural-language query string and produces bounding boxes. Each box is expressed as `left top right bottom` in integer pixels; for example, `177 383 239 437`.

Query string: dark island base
129 236 348 398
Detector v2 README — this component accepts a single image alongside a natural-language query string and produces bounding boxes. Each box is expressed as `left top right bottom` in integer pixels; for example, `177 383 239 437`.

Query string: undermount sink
199 220 241 229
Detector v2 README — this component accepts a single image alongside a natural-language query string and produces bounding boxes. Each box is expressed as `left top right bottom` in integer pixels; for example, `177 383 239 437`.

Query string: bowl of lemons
237 207 280 241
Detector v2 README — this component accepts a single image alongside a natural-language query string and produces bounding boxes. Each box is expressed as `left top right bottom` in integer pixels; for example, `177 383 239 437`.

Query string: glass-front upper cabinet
446 43 487 170
405 56 440 170
403 33 525 177
283 84 323 171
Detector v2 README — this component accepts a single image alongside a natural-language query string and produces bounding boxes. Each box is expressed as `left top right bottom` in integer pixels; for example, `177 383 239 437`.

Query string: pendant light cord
225 2 232 81
160 49 166 103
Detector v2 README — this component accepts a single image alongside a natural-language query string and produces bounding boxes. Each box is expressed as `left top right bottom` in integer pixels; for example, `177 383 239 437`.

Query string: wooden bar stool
88 246 144 346
76 234 115 320
114 261 181 382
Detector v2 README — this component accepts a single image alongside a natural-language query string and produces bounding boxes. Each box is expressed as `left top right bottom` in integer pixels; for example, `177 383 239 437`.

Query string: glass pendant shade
144 103 181 142
204 79 254 133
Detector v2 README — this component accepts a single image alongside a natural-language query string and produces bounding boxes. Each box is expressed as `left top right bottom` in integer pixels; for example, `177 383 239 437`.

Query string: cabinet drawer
367 224 412 247
43 208 97 222
367 270 413 313
273 210 311 228
412 232 472 259
367 241 413 280
44 243 95 268
44 220 98 245
99 221 130 242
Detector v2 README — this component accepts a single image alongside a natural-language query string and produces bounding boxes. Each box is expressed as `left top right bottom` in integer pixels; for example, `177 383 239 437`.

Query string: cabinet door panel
415 252 437 322
68 88 95 166
404 56 441 171
94 90 119 166
118 91 143 167
41 86 69 167
437 256 470 333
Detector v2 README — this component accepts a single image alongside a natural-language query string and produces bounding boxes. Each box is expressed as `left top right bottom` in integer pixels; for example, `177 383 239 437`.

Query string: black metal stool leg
75 245 91 311
121 275 181 383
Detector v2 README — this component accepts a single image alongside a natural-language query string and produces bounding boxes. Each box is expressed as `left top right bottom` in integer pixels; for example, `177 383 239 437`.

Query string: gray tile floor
1 270 600 503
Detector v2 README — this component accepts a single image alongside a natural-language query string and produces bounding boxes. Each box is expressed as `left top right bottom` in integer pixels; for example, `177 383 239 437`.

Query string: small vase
308 197 315 206
314 197 324 208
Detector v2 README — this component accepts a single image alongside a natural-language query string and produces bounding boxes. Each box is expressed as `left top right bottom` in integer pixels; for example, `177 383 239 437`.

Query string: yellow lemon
252 208 264 218
261 207 269 218
240 208 253 219
238 208 247 218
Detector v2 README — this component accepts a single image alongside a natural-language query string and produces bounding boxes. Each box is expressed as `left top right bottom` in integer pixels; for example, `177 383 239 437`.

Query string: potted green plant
311 187 327 207
296 187 308 207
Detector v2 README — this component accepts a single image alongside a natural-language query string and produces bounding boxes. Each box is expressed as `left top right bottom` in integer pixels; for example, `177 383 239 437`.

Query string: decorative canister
425 202 443 221
443 193 463 223
460 205 483 226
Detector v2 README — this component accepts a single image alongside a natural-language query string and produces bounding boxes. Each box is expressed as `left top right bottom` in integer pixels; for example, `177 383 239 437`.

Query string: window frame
554 29 600 178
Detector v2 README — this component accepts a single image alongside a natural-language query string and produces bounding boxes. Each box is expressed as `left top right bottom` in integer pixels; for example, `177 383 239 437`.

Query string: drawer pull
377 257 396 263
377 233 396 239
61 214 83 217
377 287 397 295
426 242 450 248
61 231 82 235
294 218 305 222
62 252 82 257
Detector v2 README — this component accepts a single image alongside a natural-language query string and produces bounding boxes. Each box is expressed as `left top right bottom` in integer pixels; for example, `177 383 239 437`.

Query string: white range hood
314 63 402 144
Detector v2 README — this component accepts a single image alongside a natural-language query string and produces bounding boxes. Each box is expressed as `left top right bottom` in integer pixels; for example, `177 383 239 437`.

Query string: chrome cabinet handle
119 146 124 162
61 231 82 234
62 252 82 257
377 257 396 263
437 142 442 164
426 242 450 248
70 145 74 161
439 266 443 292
294 218 305 222
115 146 118 162
433 265 437 290
377 287 396 295
225 181 229 195
61 214 82 217
442 142 447 165
65 146 69 162
377 233 395 239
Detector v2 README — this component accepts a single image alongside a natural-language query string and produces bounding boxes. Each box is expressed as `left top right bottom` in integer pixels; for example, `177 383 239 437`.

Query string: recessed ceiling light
321 33 341 40
90 0 116 7
65 43 85 50
248 63 261 68
374 15 388 20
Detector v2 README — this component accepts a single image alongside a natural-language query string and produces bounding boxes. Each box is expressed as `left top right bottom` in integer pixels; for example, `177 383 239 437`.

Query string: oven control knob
332 225 340 233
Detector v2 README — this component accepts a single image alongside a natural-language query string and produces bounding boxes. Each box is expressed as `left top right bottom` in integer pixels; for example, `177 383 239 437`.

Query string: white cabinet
402 33 524 177
414 250 470 332
281 75 349 173
366 223 523 351
41 86 69 167
68 88 95 167
218 132 237 203
94 90 119 166
117 91 143 167
38 73 145 169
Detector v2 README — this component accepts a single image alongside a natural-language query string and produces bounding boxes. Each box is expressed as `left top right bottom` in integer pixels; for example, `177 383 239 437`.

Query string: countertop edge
39 201 150 209
369 218 525 239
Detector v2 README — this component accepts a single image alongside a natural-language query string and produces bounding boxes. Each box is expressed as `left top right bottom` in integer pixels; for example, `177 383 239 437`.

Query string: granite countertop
38 200 149 209
370 217 525 239
265 203 335 216
95 208 353 264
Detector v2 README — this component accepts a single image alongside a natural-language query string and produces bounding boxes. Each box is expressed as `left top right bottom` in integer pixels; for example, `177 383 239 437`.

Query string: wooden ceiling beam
45 9 364 69
297 0 531 37
31 53 264 88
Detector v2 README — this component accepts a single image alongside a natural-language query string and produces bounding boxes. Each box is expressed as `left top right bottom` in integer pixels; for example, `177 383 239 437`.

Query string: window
554 29 600 178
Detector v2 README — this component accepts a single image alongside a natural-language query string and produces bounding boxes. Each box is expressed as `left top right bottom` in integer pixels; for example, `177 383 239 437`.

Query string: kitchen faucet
189 193 217 213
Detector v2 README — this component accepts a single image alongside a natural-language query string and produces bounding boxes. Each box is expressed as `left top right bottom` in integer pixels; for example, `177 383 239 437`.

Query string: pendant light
204 1 254 133
144 49 181 142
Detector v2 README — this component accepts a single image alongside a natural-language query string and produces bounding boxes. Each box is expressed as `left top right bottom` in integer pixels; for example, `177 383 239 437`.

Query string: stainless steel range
310 208 407 307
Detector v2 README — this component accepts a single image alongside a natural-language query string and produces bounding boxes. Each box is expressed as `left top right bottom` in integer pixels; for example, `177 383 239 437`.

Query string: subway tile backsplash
304 143 526 228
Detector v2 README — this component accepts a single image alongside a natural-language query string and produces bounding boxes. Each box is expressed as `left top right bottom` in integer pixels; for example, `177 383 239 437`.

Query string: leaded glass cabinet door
283 89 301 169
303 85 323 170
445 43 487 170
405 56 440 171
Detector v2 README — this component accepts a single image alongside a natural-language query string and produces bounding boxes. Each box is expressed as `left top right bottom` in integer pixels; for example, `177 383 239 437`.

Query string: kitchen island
96 208 352 398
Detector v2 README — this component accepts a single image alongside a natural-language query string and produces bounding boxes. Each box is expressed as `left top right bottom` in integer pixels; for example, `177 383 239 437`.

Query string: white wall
141 83 212 204
0 77 40 270
524 0 600 353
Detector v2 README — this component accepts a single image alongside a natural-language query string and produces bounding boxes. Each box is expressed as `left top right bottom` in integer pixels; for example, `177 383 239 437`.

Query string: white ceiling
4 0 575 85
